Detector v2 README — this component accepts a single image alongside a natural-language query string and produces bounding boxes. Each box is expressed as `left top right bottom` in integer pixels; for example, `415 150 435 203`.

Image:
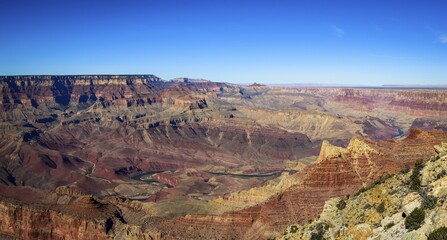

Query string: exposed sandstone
152 130 447 239
279 142 447 240
1 76 447 239
0 186 156 240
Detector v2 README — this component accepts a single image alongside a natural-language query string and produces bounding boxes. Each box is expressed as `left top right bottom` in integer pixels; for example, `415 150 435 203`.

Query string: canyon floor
0 75 447 239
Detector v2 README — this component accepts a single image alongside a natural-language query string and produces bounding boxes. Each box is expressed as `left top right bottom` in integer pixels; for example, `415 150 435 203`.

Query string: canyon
280 142 447 240
0 75 447 239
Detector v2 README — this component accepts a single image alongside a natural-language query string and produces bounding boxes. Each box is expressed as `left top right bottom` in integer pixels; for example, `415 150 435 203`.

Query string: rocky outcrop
0 186 155 240
1 75 447 239
297 87 447 118
1 76 318 197
0 75 162 108
152 129 447 239
0 75 223 125
0 199 110 240
279 142 447 240
152 172 179 187
316 140 348 162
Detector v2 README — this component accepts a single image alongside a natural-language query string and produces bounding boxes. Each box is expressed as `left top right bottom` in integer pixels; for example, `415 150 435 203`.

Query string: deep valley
1 75 447 239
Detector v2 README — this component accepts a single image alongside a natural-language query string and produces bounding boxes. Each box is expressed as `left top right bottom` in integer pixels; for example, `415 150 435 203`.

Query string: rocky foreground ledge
280 142 447 240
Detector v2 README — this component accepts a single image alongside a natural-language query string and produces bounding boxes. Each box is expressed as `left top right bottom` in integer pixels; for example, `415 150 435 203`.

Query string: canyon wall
1 76 446 239
297 87 447 118
152 129 447 239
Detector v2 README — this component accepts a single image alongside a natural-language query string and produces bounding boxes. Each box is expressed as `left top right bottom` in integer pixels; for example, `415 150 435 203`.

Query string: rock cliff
0 185 156 240
1 75 447 239
279 142 447 240
297 87 447 118
151 129 447 239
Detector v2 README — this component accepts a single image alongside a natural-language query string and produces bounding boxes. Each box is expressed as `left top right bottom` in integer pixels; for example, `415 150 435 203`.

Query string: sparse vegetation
355 187 368 196
384 222 395 230
354 175 392 196
405 207 425 231
430 155 441 162
414 159 424 171
310 232 324 240
428 227 447 240
376 202 385 213
409 160 424 191
421 193 437 210
336 199 346 210
309 223 327 240
410 177 421 191
436 169 447 180
363 203 372 210
290 225 298 234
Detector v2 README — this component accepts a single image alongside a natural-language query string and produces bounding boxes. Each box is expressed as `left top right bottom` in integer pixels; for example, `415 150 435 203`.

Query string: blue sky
1 0 446 85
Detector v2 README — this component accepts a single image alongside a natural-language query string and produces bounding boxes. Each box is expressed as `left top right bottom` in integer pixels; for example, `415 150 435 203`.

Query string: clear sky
1 0 446 85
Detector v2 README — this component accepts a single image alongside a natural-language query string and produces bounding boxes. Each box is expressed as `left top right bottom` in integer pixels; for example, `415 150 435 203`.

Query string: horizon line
1 74 447 88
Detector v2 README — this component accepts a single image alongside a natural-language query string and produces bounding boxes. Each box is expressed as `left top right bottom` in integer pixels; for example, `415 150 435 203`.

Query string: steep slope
0 75 317 206
0 185 156 240
297 87 447 118
151 129 447 239
217 87 447 144
280 142 447 240
1 75 447 239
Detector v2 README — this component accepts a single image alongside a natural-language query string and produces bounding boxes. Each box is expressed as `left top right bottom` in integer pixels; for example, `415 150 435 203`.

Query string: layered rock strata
153 129 447 239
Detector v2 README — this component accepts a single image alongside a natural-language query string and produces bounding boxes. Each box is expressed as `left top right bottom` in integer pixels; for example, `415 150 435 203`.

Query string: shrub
410 177 421 191
376 202 385 213
428 227 447 240
336 199 346 210
385 222 395 230
355 187 367 196
414 160 424 171
354 175 393 196
436 170 447 180
405 207 425 231
310 232 324 240
409 160 424 191
290 225 298 234
421 194 438 210
363 203 372 210
310 223 327 240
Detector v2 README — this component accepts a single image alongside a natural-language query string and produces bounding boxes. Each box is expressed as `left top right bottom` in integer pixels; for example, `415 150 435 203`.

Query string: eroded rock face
1 75 447 239
0 200 112 240
279 142 447 240
151 130 447 239
0 75 161 109
3 126 447 239
1 76 317 195
316 140 347 162
152 172 179 187
0 185 156 240
297 87 447 118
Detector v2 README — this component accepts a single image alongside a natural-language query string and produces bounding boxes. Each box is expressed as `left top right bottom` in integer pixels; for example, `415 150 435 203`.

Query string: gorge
1 75 447 239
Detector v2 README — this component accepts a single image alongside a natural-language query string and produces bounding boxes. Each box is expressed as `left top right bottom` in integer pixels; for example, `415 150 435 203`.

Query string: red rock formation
0 185 157 240
1 76 447 239
297 87 447 118
152 129 447 239
152 172 180 187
